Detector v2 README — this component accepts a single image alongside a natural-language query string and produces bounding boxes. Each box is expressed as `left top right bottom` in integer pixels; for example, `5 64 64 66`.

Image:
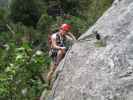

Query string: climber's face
59 28 68 36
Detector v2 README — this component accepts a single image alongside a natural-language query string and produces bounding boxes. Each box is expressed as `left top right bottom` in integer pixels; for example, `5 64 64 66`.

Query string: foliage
0 38 51 100
37 13 53 32
0 8 6 21
9 0 42 27
0 8 9 31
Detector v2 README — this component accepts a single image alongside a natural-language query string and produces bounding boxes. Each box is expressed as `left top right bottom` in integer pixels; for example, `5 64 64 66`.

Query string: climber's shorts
49 48 58 65
49 46 69 66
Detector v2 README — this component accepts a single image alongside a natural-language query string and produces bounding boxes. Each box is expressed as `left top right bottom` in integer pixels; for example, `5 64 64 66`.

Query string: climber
47 23 76 83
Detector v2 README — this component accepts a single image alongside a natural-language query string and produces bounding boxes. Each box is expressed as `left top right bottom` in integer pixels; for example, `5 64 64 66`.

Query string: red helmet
60 24 71 31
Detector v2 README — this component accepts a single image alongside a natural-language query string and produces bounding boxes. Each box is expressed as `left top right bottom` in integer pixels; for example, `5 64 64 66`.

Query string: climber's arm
66 32 76 41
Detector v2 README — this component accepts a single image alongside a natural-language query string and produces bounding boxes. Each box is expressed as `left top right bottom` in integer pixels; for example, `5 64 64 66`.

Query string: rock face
52 0 133 100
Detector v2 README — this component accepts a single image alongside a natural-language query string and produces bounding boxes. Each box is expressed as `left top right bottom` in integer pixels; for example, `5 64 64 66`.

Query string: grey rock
52 0 133 100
